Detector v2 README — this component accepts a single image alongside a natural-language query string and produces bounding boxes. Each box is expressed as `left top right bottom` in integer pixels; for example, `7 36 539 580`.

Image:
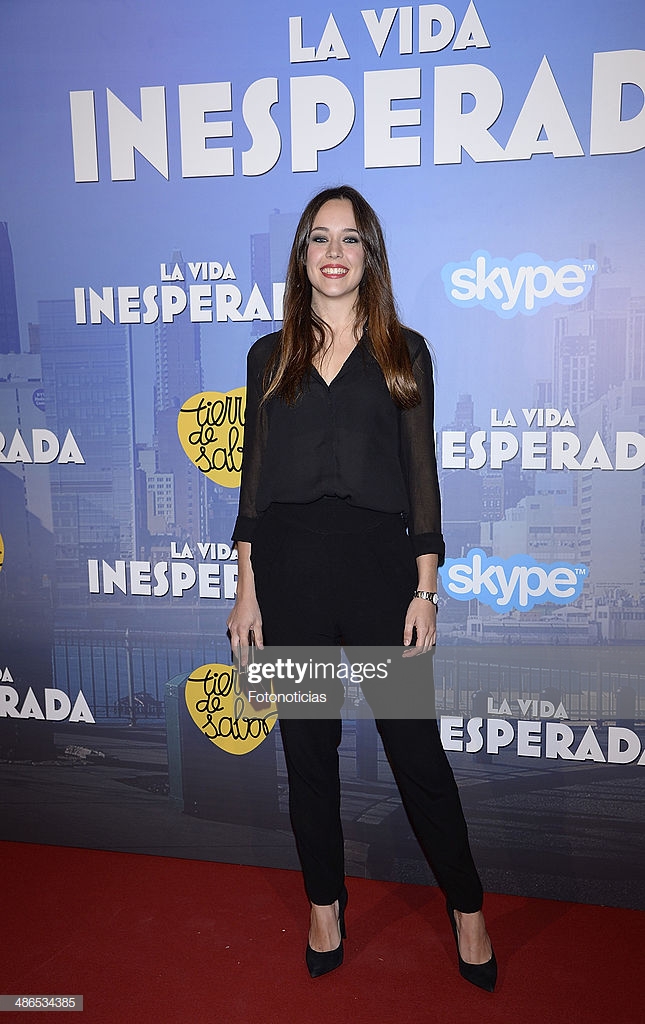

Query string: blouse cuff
232 514 259 544
410 531 446 565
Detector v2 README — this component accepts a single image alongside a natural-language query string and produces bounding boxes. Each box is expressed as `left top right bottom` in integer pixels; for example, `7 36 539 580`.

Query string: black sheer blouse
232 326 445 563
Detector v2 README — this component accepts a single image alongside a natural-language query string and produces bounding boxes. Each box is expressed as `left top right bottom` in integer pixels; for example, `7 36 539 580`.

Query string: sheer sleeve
400 331 446 564
231 337 271 543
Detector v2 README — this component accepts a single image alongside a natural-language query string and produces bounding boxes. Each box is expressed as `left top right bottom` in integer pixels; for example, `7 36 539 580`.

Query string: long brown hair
262 185 420 409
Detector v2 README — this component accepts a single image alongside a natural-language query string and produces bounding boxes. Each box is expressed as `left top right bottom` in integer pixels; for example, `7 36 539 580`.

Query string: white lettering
290 76 355 171
590 49 645 155
364 68 421 167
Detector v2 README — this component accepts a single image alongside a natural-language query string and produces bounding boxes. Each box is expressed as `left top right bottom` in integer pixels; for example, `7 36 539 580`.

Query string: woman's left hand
403 597 437 655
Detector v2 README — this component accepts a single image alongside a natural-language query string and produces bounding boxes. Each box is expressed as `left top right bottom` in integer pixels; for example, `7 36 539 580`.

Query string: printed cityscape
2 215 645 721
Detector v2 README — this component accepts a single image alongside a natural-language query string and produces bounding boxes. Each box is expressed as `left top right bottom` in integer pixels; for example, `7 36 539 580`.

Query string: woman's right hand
226 592 264 655
226 542 264 662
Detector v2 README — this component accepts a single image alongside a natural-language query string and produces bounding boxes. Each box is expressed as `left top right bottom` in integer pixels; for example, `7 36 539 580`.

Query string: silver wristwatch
413 590 439 606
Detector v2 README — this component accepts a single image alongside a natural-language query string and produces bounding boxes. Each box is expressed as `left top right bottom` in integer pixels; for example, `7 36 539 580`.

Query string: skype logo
439 549 588 612
441 251 597 319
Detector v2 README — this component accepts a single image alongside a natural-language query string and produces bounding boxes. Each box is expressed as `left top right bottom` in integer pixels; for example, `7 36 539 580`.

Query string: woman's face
305 199 365 307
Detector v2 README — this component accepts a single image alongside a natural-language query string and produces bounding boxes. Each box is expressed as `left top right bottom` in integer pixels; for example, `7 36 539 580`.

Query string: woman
227 186 496 990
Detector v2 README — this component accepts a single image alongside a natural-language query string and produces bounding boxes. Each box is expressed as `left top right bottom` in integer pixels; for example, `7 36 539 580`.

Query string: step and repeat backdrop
1 0 644 908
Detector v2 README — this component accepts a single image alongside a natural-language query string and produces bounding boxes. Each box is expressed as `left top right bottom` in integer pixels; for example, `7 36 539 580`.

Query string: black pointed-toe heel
306 885 348 979
447 903 497 992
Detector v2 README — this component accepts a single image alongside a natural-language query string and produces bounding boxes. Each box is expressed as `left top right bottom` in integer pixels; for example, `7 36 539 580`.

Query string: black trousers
251 498 483 912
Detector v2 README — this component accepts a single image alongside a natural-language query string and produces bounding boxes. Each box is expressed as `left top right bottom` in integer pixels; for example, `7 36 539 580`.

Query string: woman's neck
312 297 360 343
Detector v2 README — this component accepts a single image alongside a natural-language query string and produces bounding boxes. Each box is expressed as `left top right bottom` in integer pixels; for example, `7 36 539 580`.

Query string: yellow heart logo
184 662 277 755
177 388 246 487
0 532 4 572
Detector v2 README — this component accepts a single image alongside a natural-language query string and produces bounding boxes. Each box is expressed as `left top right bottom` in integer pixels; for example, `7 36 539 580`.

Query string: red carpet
1 842 641 1023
